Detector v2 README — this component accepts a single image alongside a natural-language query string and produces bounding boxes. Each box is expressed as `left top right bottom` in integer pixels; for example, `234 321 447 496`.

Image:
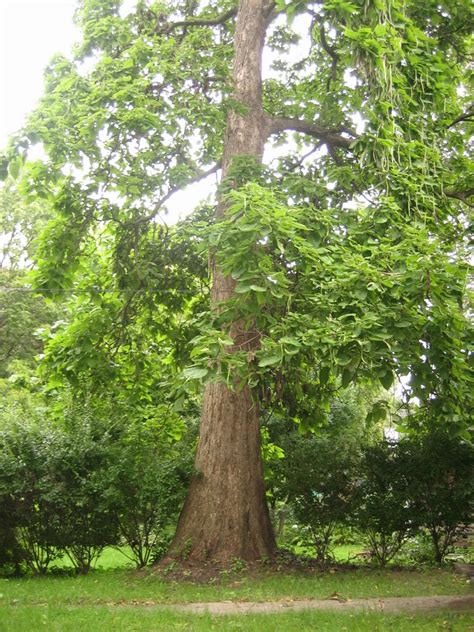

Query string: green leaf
0 155 8 181
8 156 22 179
319 366 331 384
340 368 353 388
238 223 259 232
280 336 301 347
394 320 412 328
336 352 352 366
354 288 367 301
235 282 253 293
258 353 282 367
172 396 185 412
379 370 394 390
367 401 387 423
183 366 209 380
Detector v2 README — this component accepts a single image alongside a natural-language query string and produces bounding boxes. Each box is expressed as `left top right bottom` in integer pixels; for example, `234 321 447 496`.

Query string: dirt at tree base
152 550 362 583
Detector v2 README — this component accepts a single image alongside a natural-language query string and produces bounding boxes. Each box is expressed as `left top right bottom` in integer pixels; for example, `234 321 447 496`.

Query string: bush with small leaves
0 416 63 575
47 416 120 574
106 422 194 568
0 408 120 575
353 441 415 566
277 433 359 564
398 431 474 564
0 494 27 576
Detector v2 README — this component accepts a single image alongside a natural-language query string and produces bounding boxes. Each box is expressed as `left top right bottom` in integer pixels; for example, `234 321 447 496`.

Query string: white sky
0 0 78 149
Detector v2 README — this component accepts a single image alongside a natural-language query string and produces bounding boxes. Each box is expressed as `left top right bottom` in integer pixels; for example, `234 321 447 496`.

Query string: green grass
50 544 364 573
0 605 471 631
333 544 365 561
54 546 135 571
293 543 364 562
0 566 470 607
0 563 471 631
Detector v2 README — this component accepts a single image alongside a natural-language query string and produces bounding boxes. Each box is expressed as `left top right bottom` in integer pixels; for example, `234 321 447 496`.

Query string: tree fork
165 0 276 564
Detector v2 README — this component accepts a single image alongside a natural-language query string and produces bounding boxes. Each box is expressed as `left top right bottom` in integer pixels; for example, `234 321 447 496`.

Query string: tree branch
310 15 339 91
445 188 474 207
267 116 355 148
133 162 221 225
318 22 338 64
263 1 283 29
157 8 237 34
447 107 474 128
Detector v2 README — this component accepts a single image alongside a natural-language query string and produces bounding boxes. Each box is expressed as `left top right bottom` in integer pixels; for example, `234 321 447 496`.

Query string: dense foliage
0 0 472 565
277 433 359 563
0 182 61 380
276 428 473 566
0 406 471 574
397 431 474 564
0 407 193 574
353 441 416 565
0 0 471 436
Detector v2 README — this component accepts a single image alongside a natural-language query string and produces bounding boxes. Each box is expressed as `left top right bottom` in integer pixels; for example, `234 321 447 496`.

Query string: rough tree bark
166 0 277 563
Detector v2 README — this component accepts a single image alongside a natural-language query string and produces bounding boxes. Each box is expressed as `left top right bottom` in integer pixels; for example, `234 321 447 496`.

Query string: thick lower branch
445 187 474 206
267 116 354 148
157 8 237 34
447 108 474 128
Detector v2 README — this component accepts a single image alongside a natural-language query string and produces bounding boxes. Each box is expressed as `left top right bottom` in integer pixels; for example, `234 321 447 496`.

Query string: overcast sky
0 0 78 148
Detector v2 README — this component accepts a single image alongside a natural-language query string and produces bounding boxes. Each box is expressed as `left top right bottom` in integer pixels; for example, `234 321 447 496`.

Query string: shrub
0 494 26 575
277 434 359 564
353 441 415 566
399 431 474 564
0 419 63 574
107 423 194 568
0 404 195 574
0 411 119 575
47 417 120 574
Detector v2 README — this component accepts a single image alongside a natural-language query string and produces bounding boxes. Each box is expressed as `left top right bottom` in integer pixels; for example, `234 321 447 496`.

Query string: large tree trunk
167 0 276 563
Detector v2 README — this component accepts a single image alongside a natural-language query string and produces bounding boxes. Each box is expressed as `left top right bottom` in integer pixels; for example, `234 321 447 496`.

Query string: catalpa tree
3 0 472 562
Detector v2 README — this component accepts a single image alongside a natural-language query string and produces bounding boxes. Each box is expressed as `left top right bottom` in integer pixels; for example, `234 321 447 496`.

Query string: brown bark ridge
165 0 276 564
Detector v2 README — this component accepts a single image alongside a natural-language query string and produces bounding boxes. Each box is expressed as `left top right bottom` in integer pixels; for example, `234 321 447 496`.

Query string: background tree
2 0 472 563
0 181 60 380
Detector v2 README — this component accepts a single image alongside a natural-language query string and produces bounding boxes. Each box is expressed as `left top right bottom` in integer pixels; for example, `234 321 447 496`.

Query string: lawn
0 548 472 631
1 566 471 606
0 605 471 631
